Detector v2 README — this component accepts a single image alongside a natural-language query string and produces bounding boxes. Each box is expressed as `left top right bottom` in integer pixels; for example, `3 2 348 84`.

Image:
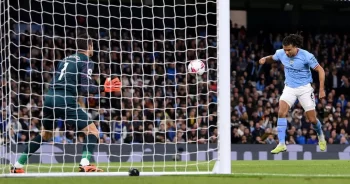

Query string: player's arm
259 55 276 64
259 50 280 65
80 62 103 94
309 55 326 98
314 65 325 91
80 62 121 94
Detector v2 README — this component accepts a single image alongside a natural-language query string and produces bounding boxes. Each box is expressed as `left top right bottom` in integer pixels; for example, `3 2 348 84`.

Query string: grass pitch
1 160 350 184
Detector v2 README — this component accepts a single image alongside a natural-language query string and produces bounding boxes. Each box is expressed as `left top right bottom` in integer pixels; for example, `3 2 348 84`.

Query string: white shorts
280 83 316 111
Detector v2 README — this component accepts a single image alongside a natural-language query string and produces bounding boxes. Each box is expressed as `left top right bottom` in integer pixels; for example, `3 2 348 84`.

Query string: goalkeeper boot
79 164 103 172
270 144 287 154
318 137 327 151
10 166 25 173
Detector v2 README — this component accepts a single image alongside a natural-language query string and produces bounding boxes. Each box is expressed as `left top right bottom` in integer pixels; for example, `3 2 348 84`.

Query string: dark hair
76 33 92 50
282 34 303 48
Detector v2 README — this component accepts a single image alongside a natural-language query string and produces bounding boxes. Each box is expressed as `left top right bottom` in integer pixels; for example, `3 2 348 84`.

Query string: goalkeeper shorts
42 90 93 131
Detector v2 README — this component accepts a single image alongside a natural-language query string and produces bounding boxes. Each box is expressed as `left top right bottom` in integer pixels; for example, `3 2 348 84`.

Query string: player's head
282 34 303 57
77 33 93 57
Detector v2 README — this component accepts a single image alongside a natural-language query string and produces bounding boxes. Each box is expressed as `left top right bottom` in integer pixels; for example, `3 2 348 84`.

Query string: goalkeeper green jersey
49 53 101 97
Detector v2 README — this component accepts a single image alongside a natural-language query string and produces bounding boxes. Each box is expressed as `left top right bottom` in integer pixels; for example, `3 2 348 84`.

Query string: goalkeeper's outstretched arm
77 33 121 94
80 62 122 94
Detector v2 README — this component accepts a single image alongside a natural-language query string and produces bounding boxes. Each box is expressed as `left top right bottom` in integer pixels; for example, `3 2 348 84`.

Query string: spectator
337 94 347 114
114 121 127 144
234 102 246 118
265 134 276 144
296 129 306 144
252 122 265 141
209 128 218 143
273 35 283 50
256 79 265 91
173 131 186 143
340 136 349 144
307 134 319 145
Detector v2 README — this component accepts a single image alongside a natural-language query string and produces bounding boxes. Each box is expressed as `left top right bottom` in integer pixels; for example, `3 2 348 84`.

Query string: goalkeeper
11 33 121 173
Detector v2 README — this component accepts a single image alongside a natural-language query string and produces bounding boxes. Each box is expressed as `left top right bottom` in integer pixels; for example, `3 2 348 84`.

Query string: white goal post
0 0 230 177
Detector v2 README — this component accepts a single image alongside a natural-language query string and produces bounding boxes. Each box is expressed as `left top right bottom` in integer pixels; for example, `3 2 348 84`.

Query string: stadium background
1 0 350 148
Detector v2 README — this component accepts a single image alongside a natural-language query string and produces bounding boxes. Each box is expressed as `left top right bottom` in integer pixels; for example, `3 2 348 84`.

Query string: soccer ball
188 59 205 75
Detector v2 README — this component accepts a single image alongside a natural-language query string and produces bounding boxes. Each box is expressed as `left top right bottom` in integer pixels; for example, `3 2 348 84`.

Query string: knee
83 124 99 138
90 131 99 139
278 110 288 118
278 100 290 118
85 130 99 139
305 110 318 124
87 131 99 143
308 117 317 124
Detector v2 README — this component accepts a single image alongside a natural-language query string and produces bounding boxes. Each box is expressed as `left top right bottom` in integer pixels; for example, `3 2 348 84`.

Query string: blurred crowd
1 22 350 146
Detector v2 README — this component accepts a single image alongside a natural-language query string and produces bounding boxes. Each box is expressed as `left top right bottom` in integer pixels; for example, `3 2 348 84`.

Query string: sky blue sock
277 118 287 144
313 119 323 136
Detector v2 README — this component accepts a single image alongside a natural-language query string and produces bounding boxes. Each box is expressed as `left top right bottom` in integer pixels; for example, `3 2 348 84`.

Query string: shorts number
310 93 315 103
58 63 69 81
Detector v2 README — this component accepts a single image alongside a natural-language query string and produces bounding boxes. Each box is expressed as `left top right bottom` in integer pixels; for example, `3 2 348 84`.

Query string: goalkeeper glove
104 77 121 92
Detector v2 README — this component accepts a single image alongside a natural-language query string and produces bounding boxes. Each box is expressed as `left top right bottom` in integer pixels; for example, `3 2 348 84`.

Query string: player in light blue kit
259 34 327 154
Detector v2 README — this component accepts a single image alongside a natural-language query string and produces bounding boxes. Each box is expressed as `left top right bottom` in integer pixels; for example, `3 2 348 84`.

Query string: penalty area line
232 172 350 178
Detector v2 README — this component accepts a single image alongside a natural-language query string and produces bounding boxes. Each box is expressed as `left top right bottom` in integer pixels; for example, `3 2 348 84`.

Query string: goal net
0 0 230 177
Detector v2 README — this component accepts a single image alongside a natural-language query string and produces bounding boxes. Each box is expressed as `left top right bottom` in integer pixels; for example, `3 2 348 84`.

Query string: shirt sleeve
80 62 103 94
307 53 319 70
272 49 280 61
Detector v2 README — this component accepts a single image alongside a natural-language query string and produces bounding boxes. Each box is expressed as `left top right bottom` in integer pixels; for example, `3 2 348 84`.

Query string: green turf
1 160 350 184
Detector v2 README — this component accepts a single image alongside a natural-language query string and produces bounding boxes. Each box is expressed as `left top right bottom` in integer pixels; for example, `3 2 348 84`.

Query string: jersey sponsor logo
285 67 301 78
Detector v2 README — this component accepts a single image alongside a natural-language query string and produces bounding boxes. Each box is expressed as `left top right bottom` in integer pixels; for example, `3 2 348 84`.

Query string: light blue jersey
272 48 319 88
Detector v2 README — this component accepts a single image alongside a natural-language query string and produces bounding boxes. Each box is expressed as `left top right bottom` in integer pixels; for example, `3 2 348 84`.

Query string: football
187 59 205 75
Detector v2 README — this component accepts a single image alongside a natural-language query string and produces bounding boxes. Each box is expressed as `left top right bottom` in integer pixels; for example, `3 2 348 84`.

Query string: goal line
3 172 350 178
0 171 213 178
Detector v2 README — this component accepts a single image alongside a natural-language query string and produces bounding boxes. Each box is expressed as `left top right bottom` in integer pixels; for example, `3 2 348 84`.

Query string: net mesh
0 0 219 174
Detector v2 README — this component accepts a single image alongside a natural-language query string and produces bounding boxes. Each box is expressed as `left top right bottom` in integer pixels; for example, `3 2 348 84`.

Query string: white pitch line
233 172 350 178
231 164 340 167
0 172 213 178
2 172 350 178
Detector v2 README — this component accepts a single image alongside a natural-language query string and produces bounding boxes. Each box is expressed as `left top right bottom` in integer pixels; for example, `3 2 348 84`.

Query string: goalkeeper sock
80 134 98 166
313 119 325 140
277 118 287 145
16 135 42 166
